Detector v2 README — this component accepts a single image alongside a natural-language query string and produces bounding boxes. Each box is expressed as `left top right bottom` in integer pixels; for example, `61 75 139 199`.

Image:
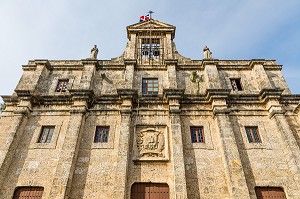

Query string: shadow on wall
184 121 201 199
0 117 33 197
68 115 93 199
230 115 256 198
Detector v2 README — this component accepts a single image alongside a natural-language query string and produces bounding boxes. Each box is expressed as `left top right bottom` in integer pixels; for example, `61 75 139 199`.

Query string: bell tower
125 19 176 65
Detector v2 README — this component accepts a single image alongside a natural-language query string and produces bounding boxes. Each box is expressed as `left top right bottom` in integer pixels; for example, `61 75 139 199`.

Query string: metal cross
148 10 154 19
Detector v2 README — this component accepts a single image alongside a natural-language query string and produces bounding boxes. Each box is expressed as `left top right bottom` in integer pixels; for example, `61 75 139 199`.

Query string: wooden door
255 187 287 199
131 183 169 199
13 187 44 199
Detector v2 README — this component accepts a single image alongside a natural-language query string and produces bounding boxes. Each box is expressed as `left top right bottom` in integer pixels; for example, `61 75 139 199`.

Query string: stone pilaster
17 60 51 92
48 91 91 199
165 59 178 89
124 33 136 59
80 59 98 90
211 90 250 199
165 33 174 59
0 96 30 188
113 89 136 199
164 89 188 199
124 59 136 89
203 60 222 89
250 60 272 90
268 101 300 184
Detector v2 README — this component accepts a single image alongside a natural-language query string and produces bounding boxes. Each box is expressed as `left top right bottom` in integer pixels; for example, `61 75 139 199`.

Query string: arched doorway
131 182 169 199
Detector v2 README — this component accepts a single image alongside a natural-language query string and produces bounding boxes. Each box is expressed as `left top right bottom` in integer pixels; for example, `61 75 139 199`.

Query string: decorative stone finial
203 45 213 59
90 45 98 59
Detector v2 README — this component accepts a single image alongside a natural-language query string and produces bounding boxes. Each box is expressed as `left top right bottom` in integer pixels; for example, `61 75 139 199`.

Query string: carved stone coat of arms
133 127 169 161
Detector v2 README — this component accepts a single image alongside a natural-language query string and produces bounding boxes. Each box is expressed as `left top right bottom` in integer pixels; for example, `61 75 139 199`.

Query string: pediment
128 19 175 29
127 19 176 39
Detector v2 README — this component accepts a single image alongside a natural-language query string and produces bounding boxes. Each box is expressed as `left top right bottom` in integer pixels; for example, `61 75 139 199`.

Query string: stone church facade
0 19 300 199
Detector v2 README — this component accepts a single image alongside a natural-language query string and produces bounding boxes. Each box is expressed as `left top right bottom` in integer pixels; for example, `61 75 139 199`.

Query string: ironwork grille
94 126 109 143
230 78 243 91
136 32 164 65
190 127 205 143
55 79 68 92
38 126 55 143
245 126 261 143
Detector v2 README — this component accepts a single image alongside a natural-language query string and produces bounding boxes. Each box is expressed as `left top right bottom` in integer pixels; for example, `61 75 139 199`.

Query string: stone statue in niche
203 45 213 59
136 129 165 158
90 45 98 59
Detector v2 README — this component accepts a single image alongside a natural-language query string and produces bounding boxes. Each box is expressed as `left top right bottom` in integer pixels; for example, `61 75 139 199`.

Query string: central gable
127 19 176 39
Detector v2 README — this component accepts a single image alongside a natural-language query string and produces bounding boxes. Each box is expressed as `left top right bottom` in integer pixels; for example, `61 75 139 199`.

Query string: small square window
142 78 158 95
94 126 109 143
245 126 261 143
55 80 68 92
190 127 205 143
38 126 55 143
230 78 243 91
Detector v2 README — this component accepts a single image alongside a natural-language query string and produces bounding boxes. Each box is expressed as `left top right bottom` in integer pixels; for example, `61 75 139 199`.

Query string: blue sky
0 0 299 103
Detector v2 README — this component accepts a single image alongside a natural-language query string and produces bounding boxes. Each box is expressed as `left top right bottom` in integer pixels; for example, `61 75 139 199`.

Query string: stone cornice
69 89 94 100
202 60 219 67
22 59 52 71
165 59 178 65
259 88 284 103
117 89 138 99
205 89 231 102
14 89 32 98
1 95 18 104
81 59 100 67
163 89 184 100
135 65 167 71
249 59 266 68
124 59 137 65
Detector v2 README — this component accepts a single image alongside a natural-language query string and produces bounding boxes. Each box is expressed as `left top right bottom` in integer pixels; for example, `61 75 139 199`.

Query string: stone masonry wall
0 114 70 198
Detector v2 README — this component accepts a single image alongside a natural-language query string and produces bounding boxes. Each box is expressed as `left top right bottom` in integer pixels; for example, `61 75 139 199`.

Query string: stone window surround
136 73 164 96
91 124 115 149
55 79 69 92
29 121 62 149
37 126 55 143
245 126 262 143
185 121 214 150
190 126 205 143
142 78 159 95
238 120 272 150
93 126 110 143
48 76 74 95
230 78 243 91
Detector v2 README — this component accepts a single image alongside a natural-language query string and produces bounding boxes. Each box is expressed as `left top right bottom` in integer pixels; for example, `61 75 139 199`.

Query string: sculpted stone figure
90 45 98 59
203 45 212 59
